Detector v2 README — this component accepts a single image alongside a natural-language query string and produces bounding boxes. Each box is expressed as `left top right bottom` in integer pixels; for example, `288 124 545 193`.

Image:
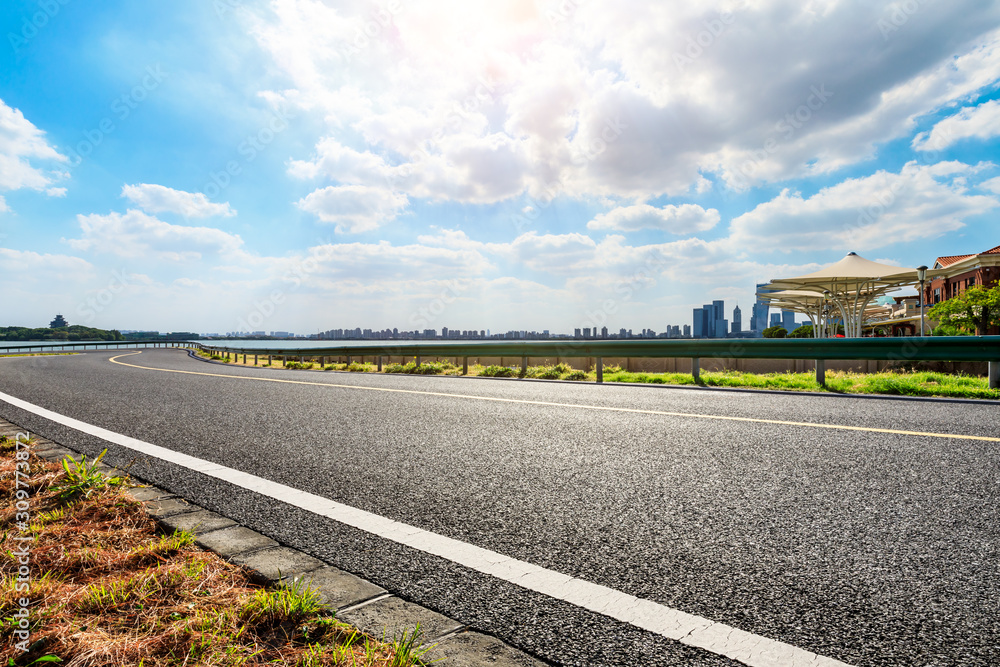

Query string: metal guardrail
0 340 186 354
195 337 1000 388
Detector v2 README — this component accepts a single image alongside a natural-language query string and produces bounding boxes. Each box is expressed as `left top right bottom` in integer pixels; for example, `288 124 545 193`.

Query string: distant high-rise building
601 326 608 338
693 308 705 338
770 313 781 327
781 310 797 333
732 304 742 334
753 283 772 332
715 319 728 338
574 328 582 338
683 324 691 337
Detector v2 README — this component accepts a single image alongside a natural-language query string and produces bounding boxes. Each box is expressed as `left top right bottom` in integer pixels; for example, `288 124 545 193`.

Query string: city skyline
2 2 999 333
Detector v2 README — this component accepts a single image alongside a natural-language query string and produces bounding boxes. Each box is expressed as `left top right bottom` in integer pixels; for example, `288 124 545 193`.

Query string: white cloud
46 187 67 197
587 204 720 233
253 1 1000 202
980 175 1000 194
296 185 408 233
0 98 66 194
0 247 92 282
728 161 999 253
121 183 235 218
0 195 7 213
913 100 1000 151
68 209 244 261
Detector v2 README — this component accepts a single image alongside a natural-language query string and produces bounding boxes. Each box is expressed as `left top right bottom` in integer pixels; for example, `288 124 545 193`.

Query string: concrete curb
0 418 549 666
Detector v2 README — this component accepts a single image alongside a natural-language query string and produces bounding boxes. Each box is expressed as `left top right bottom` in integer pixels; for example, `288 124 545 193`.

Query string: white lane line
0 389 854 667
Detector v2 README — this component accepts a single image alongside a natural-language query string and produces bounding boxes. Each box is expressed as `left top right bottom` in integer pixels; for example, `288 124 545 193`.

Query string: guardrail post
990 361 999 389
253 354 258 366
267 355 272 365
816 359 826 387
596 357 603 383
416 355 421 367
377 356 383 372
347 355 352 366
242 353 246 364
463 356 468 375
521 356 527 376
692 357 700 382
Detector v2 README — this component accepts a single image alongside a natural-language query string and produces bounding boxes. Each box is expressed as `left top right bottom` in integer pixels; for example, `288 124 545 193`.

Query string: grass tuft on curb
1 448 434 666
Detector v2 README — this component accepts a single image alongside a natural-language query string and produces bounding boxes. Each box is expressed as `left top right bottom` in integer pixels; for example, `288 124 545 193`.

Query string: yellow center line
109 351 1000 443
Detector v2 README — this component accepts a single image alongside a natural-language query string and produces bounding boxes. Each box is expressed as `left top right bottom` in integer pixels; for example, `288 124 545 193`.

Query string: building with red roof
922 244 1000 334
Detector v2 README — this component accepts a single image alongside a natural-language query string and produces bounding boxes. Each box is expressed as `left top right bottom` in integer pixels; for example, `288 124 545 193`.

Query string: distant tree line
0 325 124 342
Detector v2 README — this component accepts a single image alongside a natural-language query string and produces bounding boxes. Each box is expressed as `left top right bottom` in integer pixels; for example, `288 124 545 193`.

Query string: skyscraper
732 304 742 334
781 310 797 333
693 308 705 338
753 283 771 332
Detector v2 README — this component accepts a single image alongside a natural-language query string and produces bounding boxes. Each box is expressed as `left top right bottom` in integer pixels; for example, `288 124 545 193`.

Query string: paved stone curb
0 418 550 666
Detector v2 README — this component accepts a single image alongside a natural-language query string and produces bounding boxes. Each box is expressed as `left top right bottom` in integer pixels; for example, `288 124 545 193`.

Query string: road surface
1 349 998 666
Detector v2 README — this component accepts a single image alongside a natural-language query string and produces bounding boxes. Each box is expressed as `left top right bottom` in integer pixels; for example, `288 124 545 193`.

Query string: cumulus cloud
727 161 999 253
296 185 408 233
68 209 244 261
913 100 1000 151
0 195 7 214
587 204 720 233
980 175 1000 194
0 247 92 282
252 1 1000 202
121 183 235 218
0 98 66 195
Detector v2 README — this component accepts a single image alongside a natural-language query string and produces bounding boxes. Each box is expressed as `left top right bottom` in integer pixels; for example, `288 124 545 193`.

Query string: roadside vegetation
0 438 433 666
189 349 997 399
0 353 75 359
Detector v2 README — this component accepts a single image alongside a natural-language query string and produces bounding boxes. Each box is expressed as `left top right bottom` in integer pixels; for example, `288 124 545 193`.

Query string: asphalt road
1 349 999 666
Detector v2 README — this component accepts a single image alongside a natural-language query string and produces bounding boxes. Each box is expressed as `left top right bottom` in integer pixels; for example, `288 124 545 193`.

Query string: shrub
762 325 787 338
480 365 517 377
564 370 588 381
347 362 373 372
528 366 562 379
383 362 447 375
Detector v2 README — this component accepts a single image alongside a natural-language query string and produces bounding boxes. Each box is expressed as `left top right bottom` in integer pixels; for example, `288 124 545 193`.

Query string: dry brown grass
1 437 432 666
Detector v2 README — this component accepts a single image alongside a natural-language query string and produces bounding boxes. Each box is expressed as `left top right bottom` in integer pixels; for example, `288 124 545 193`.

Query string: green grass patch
384 361 456 375
603 368 999 399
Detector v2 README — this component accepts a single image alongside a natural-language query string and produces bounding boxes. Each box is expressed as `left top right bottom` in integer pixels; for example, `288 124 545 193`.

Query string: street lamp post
917 265 928 336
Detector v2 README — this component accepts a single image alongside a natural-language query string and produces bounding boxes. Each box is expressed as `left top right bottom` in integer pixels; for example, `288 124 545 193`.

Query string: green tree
762 325 787 338
50 314 68 328
927 284 1000 335
788 324 813 338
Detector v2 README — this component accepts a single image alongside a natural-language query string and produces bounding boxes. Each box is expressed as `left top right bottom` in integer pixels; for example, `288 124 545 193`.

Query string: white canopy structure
764 252 933 338
756 289 837 338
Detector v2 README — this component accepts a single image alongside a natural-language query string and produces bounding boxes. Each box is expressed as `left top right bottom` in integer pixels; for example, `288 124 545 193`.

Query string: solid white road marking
0 388 854 667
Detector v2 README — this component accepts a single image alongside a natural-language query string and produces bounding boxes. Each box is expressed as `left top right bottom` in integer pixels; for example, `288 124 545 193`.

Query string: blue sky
1 0 999 335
